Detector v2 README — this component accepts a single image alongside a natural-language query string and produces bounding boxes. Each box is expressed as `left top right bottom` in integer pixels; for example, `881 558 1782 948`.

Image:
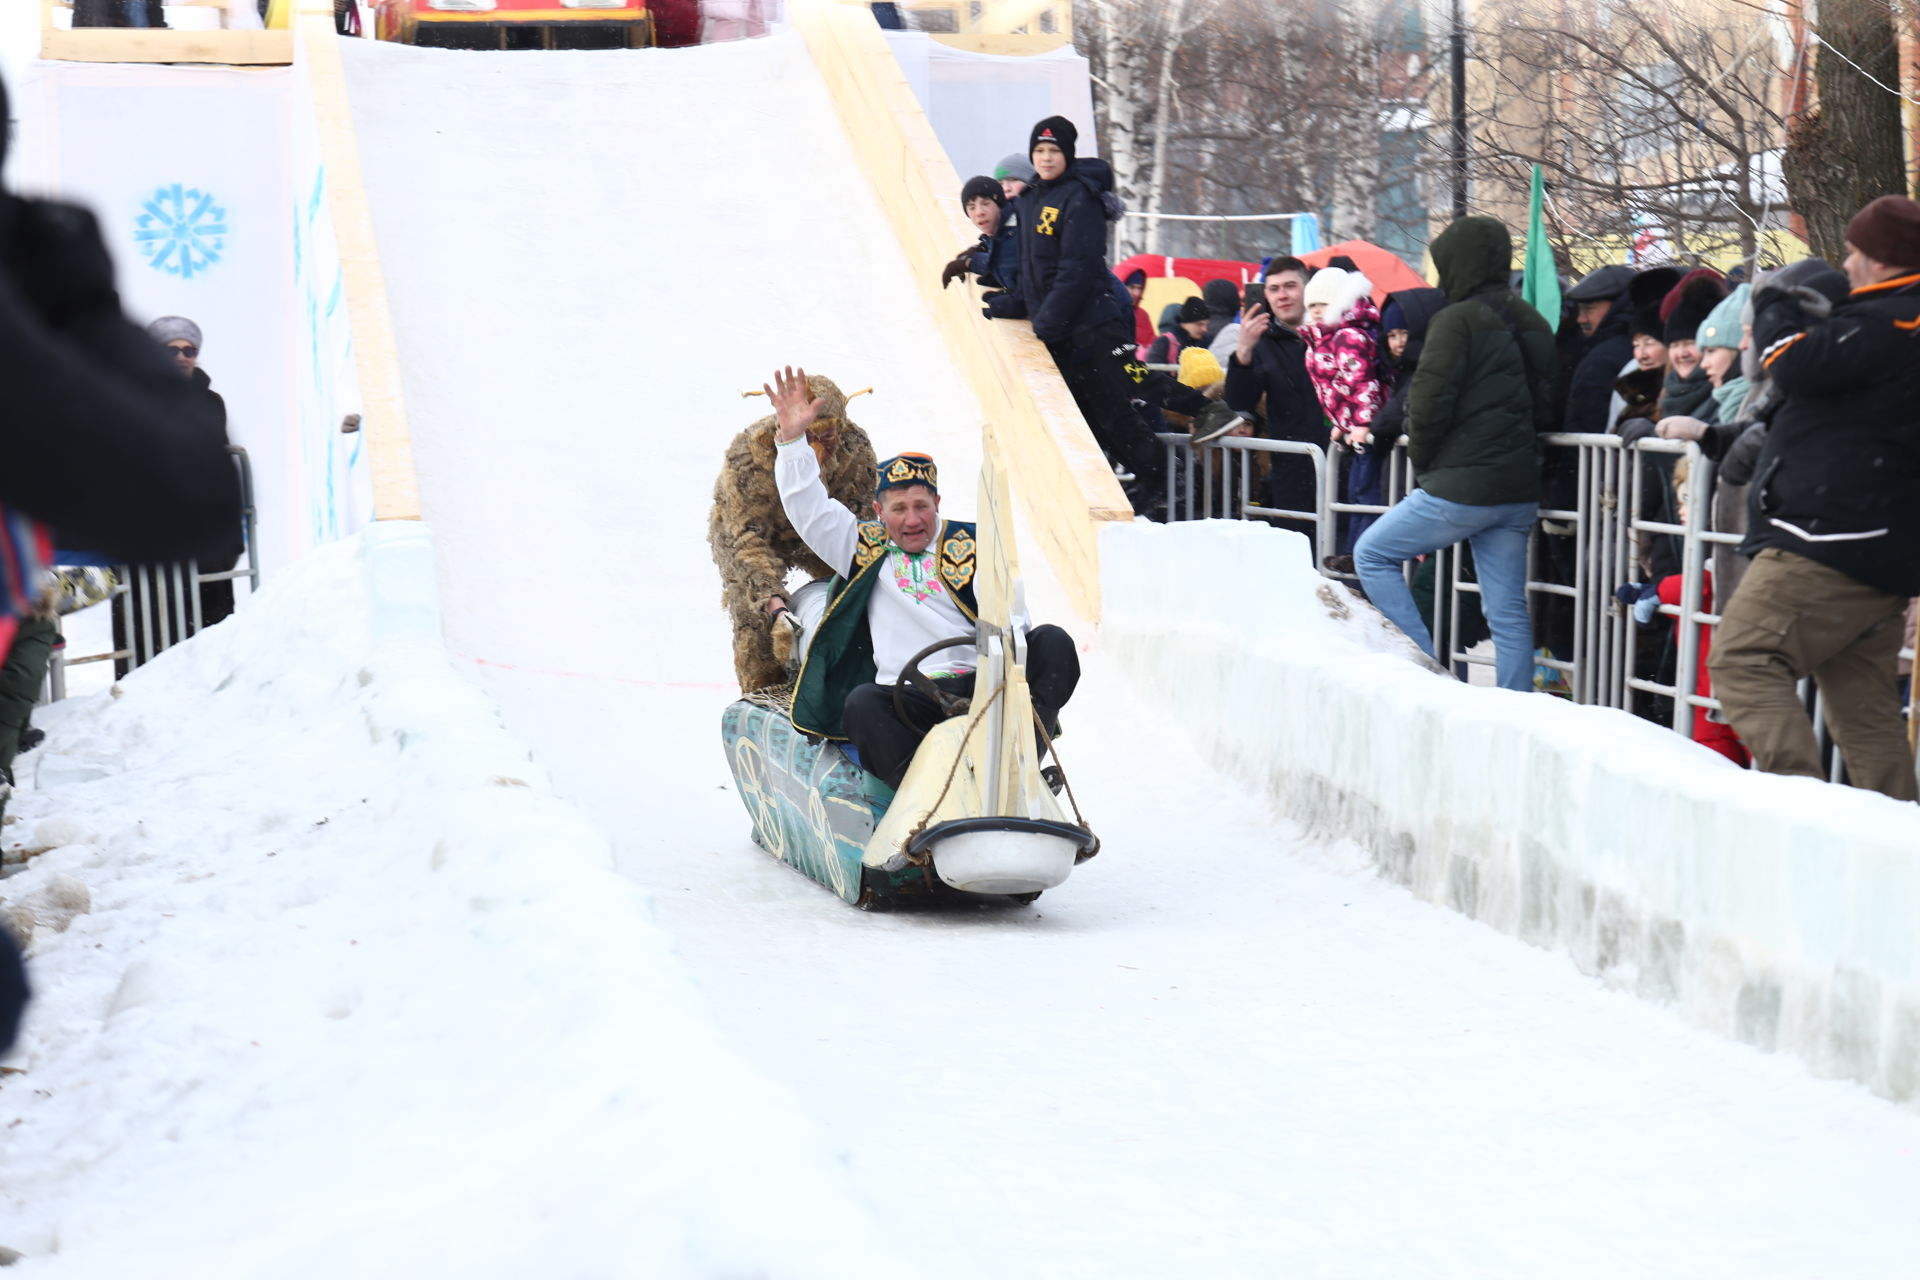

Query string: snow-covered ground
0 538 918 1277
3 26 1919 1280
344 31 1920 1280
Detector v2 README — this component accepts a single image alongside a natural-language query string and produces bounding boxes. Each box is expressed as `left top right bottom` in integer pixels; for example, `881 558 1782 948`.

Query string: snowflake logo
134 184 228 280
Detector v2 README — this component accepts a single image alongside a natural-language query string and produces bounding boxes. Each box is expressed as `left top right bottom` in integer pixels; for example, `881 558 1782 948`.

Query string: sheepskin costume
707 375 877 693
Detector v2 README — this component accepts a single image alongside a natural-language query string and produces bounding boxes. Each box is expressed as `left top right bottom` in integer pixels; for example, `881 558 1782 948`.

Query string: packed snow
1 23 1918 1280
0 537 917 1278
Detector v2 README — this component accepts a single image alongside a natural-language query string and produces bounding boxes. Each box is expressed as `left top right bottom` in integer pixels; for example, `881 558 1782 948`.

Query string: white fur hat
1304 268 1376 324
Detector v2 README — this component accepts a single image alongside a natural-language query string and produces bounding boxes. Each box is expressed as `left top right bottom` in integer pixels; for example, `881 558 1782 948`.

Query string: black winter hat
1029 115 1077 169
1201 278 1239 315
1661 269 1727 344
960 175 1005 210
1177 296 1208 324
1626 266 1682 340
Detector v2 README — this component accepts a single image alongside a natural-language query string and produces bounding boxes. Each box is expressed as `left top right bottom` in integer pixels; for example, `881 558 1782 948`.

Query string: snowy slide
326 31 1920 1280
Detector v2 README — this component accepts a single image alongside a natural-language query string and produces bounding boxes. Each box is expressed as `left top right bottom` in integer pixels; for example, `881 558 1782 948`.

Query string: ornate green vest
790 520 979 740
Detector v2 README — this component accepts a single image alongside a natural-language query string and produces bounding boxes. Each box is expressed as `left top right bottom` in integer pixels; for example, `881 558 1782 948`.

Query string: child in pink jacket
1300 267 1386 562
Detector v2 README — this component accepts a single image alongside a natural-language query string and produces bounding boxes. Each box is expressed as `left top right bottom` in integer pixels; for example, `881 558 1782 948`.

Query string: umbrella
1298 240 1428 303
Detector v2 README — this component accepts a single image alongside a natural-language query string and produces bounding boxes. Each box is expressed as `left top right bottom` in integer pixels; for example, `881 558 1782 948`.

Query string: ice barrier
1101 519 1920 1107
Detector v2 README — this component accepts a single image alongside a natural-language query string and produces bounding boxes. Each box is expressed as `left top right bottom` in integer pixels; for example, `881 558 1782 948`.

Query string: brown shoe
1322 554 1355 575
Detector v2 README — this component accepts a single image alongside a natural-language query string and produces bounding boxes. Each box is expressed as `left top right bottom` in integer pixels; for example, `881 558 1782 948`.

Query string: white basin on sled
927 827 1084 896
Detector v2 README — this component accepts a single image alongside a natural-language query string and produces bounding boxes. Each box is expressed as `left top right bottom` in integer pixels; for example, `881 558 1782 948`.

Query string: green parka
1407 217 1556 506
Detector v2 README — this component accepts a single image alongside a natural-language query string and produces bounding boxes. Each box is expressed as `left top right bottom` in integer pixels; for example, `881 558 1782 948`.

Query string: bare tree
1447 0 1796 270
1782 0 1906 261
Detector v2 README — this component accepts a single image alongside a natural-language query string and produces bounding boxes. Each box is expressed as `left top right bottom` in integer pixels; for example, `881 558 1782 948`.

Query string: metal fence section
1151 425 1916 757
45 446 261 702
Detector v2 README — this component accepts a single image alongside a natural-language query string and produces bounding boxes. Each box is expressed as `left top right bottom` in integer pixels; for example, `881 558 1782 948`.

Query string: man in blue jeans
1354 216 1556 691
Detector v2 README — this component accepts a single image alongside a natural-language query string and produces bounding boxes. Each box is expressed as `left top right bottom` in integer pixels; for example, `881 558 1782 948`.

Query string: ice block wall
1101 518 1920 1106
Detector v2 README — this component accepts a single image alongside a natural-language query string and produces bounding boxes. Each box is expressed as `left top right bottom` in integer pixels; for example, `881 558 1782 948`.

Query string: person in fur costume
708 374 876 693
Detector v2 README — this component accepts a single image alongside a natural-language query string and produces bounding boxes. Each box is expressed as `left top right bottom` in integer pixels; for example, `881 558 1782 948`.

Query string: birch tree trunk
1142 0 1190 255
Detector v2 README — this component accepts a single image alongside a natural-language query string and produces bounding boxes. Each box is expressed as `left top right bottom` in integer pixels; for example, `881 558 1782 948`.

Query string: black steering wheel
892 635 976 725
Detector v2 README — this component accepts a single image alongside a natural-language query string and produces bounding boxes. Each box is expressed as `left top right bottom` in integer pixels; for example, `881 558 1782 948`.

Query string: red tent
1298 241 1429 303
1112 254 1261 290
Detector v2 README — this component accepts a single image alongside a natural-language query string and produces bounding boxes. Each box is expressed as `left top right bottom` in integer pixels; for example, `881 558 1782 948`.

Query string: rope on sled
903 684 1099 862
905 682 1005 862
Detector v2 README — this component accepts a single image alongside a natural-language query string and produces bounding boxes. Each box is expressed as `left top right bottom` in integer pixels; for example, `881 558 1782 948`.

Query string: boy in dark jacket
1353 216 1555 691
939 175 1018 294
985 117 1166 501
1708 195 1920 800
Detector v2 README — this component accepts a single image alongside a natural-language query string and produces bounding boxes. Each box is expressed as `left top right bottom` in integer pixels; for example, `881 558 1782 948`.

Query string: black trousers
1046 332 1165 486
841 624 1080 789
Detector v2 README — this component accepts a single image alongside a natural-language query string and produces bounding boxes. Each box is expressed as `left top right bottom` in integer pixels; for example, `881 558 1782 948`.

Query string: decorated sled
719 433 1097 907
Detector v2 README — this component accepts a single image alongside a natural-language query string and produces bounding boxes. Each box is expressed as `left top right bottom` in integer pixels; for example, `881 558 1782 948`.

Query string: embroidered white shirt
775 436 975 685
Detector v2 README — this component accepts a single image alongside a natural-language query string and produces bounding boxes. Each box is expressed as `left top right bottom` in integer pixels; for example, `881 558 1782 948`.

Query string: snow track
342 34 1920 1279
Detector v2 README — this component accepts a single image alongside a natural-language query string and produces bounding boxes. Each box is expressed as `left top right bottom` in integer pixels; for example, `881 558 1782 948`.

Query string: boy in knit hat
1708 195 1920 800
985 115 1174 507
939 175 1018 294
993 152 1037 202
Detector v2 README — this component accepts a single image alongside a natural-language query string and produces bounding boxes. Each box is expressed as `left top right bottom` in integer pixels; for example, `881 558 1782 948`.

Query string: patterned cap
876 452 938 496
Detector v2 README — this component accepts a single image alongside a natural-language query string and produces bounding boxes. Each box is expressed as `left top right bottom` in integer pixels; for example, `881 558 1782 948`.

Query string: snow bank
1101 519 1920 1107
0 532 916 1278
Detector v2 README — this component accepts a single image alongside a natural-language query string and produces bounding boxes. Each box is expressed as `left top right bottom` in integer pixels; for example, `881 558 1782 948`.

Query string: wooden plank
794 0 1127 621
294 0 422 521
928 34 1072 55
41 28 294 64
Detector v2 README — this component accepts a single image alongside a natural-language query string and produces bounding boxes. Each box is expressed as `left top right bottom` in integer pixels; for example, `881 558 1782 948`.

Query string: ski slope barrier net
1100 518 1920 1108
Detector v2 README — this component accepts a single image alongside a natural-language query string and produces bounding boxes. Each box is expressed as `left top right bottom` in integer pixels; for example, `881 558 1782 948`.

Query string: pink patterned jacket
1299 292 1386 442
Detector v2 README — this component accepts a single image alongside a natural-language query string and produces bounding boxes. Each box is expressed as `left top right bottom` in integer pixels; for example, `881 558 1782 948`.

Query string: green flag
1522 164 1561 325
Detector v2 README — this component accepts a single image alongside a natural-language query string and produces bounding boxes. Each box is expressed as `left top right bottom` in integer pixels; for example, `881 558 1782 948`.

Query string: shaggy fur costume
708 375 877 693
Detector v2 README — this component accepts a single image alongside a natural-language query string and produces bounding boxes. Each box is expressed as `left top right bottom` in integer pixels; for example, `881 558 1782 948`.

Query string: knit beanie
1845 195 1920 271
1381 299 1407 332
146 316 203 348
1124 268 1147 287
992 152 1037 186
1202 278 1240 316
1302 267 1351 310
1177 296 1208 324
1695 283 1750 350
1029 116 1077 169
960 175 1005 209
1178 346 1225 389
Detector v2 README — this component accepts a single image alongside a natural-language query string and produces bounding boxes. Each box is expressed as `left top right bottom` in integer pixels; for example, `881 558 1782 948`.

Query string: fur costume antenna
706 375 877 693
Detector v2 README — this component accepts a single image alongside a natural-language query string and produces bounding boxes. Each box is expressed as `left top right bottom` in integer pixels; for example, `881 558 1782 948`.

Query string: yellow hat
1178 346 1224 390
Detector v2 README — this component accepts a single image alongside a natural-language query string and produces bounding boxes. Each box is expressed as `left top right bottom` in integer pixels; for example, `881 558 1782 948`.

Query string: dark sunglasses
169 345 199 358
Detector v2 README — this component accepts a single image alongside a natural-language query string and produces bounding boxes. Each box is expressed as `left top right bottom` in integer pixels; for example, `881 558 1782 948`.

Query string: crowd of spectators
938 112 1920 803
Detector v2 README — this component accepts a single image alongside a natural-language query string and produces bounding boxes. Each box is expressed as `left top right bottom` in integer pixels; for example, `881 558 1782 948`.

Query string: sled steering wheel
893 635 977 725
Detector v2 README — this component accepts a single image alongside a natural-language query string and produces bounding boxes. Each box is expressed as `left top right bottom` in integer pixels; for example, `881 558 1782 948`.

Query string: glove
1656 415 1707 442
1615 417 1657 446
1614 581 1655 606
1614 581 1660 625
940 249 974 289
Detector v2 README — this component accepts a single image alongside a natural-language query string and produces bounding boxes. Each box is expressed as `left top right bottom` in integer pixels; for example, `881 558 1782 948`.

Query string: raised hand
766 365 824 444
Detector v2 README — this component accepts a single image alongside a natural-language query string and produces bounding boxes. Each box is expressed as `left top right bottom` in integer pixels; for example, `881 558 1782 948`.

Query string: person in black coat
1561 264 1635 435
0 67 241 1073
1224 256 1324 527
1709 197 1920 800
985 117 1166 501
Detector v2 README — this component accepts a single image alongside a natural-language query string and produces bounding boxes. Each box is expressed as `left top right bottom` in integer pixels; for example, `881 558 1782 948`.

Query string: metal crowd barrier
44 445 261 701
1152 427 1916 760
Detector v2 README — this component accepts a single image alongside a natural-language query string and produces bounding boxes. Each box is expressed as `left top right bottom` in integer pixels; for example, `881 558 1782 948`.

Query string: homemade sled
720 432 1097 907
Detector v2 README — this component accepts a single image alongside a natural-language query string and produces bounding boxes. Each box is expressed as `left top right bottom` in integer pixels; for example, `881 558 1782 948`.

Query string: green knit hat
1696 283 1750 350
